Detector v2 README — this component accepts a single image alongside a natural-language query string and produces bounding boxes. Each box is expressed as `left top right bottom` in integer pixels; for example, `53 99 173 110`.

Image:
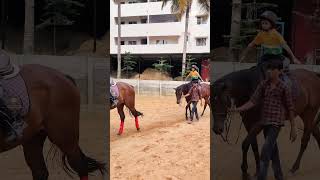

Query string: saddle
0 50 20 79
110 83 119 98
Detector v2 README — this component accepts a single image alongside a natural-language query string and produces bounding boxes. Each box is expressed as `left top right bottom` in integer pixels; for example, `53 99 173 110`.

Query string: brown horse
0 64 105 180
174 82 210 120
212 67 320 179
110 82 143 135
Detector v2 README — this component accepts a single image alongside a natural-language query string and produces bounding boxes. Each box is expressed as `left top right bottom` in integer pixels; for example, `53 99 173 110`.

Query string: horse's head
212 80 234 135
174 86 183 104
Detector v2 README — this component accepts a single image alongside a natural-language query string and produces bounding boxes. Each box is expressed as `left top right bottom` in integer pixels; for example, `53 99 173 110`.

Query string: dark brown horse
0 64 105 180
110 82 143 135
174 82 211 120
212 67 320 179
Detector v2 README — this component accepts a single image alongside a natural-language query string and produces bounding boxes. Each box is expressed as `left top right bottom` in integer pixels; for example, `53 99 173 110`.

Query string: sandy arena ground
214 115 320 180
0 111 106 180
110 95 210 180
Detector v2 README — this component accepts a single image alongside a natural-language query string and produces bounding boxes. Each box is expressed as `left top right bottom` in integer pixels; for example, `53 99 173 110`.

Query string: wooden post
87 56 94 111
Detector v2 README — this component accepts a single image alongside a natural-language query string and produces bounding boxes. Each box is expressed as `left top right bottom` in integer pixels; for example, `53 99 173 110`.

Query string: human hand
290 126 297 142
293 57 302 64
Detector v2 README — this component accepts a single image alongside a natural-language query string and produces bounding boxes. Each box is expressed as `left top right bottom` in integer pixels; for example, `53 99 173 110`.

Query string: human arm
234 82 264 112
282 43 301 64
240 41 256 63
196 71 204 82
284 86 297 142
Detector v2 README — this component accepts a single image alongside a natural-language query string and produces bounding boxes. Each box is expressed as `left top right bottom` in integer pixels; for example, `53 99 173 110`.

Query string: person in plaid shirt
233 60 297 180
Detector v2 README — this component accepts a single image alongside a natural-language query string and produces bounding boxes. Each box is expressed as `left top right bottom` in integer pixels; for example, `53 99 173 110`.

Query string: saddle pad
110 84 119 98
1 74 30 116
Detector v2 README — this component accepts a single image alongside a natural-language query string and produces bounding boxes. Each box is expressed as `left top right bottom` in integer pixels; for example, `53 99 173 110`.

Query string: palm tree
114 0 122 79
229 0 242 61
162 0 210 77
23 0 34 54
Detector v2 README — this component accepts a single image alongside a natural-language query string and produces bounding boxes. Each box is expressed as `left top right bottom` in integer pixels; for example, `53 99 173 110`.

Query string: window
120 2 125 4
141 19 147 24
129 21 137 24
196 38 207 46
121 41 125 45
156 40 167 44
128 41 137 45
141 39 147 45
196 16 207 25
121 21 125 24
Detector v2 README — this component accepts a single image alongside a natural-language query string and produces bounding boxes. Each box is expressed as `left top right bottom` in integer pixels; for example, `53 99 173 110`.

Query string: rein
216 98 243 145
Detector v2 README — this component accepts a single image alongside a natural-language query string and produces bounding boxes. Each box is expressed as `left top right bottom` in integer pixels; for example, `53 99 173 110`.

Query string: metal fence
114 79 210 96
10 55 108 111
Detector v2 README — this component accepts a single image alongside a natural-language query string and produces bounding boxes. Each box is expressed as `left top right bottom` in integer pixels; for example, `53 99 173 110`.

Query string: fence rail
211 61 320 81
114 79 209 96
9 54 108 111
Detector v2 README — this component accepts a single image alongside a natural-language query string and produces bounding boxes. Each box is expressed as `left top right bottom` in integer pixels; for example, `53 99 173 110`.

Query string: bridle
213 95 243 144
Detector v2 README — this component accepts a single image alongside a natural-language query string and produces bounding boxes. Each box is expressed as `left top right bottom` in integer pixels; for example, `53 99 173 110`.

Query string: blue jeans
258 125 283 180
190 101 199 120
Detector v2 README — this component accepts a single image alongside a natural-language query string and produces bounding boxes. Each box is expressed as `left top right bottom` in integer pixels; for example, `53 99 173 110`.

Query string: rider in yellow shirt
186 65 204 84
240 10 301 84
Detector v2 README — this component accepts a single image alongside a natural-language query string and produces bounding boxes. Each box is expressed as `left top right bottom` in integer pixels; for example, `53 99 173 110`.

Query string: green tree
122 52 137 78
161 0 210 77
183 55 197 77
153 57 173 73
37 0 85 54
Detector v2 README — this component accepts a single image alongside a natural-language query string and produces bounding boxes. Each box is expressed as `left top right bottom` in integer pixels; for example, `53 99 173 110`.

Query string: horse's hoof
117 133 122 136
137 128 140 131
290 165 299 174
242 173 252 180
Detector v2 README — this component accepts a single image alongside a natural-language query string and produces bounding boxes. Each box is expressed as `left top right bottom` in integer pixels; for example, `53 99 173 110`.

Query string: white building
110 0 210 56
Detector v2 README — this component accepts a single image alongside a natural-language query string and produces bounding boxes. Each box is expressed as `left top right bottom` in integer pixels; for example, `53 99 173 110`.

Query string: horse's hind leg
23 131 49 180
312 126 320 149
201 98 208 116
291 110 315 173
128 107 141 131
117 104 125 135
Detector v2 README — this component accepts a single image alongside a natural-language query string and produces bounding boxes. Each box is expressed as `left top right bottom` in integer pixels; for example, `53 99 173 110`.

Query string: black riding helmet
260 10 278 28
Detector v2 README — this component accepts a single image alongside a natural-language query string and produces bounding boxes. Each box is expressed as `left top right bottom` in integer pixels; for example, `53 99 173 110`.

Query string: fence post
159 80 162 96
138 79 140 95
87 56 94 111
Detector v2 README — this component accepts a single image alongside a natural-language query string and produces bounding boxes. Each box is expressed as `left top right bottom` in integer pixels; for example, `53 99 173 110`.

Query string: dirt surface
214 115 320 180
0 111 106 180
110 96 210 180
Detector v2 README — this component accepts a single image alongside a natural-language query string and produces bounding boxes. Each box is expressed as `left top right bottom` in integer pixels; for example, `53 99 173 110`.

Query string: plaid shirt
188 86 202 102
250 80 294 126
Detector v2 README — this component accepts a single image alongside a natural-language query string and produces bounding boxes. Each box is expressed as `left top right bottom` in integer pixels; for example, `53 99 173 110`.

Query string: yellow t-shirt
189 71 200 80
253 29 286 55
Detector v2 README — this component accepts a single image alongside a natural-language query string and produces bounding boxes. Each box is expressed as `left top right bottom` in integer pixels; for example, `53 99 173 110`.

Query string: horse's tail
65 74 77 86
127 107 144 118
46 143 106 177
61 152 106 177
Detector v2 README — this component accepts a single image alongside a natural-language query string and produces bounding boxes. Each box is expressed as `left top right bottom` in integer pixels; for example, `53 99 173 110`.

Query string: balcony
112 1 173 17
110 43 209 54
110 22 184 37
